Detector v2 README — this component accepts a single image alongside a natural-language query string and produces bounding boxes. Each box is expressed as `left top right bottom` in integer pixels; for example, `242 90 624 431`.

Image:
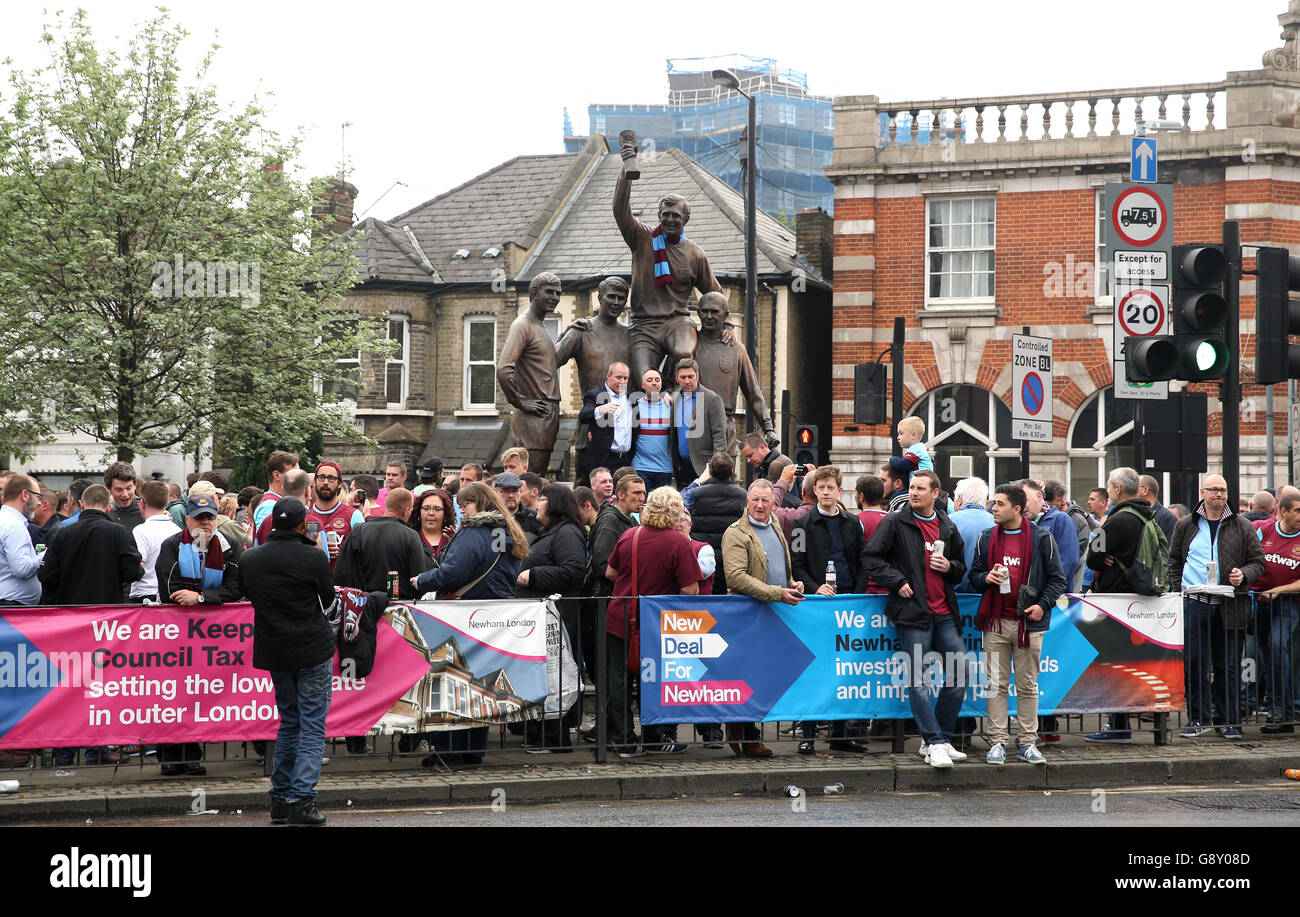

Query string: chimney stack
312 177 359 240
795 206 833 281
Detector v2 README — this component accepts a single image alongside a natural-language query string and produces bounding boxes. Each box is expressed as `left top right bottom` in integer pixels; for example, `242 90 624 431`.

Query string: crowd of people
0 380 1296 800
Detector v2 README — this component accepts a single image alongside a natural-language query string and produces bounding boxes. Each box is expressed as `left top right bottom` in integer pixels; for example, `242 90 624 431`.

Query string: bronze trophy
619 129 640 181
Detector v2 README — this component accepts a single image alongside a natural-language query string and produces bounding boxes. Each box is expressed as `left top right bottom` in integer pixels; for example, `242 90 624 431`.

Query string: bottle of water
825 561 837 595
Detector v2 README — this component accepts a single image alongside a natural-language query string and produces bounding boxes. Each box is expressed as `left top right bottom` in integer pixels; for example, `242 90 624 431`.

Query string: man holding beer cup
863 470 968 768
968 483 1066 765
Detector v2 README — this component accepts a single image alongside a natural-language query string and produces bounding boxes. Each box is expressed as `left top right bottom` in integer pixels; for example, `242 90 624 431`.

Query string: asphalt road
35 781 1300 827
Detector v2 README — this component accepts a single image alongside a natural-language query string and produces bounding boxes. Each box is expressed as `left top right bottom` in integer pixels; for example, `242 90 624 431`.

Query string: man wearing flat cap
154 492 245 776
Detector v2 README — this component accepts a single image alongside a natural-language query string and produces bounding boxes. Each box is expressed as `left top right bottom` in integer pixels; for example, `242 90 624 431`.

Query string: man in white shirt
131 480 182 602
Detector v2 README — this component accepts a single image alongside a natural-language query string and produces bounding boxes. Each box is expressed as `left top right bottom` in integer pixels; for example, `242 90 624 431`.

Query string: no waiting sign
1012 333 1053 443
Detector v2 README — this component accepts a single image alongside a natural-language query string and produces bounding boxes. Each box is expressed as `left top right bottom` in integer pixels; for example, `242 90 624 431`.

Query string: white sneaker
940 742 968 762
927 743 954 769
919 743 930 761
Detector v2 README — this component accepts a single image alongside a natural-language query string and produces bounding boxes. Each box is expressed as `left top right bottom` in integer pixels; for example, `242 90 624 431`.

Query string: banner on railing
0 598 561 748
380 599 562 734
638 593 1184 724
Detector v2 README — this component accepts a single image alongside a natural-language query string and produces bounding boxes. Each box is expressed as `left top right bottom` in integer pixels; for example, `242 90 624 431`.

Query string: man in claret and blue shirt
1253 490 1300 734
251 450 300 545
632 368 674 490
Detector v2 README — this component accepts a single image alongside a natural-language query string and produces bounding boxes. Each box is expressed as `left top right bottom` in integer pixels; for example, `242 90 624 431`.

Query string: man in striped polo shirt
633 368 674 490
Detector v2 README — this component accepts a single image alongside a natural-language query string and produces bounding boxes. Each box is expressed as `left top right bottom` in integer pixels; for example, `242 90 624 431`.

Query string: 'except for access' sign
1012 333 1053 443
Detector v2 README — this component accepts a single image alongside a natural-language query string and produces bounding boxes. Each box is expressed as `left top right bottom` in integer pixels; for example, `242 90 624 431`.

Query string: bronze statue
614 133 723 385
693 291 779 453
497 272 563 474
555 276 630 479
555 276 630 395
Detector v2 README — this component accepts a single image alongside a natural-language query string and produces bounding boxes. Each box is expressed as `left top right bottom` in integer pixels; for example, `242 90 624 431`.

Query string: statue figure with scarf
613 131 724 386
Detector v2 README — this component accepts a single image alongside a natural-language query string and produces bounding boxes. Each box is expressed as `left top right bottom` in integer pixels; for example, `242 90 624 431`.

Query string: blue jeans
636 469 674 490
896 614 969 746
1260 596 1299 720
270 659 333 804
1184 598 1242 726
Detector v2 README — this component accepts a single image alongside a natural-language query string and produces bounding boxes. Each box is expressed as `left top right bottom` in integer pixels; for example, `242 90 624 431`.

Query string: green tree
0 10 383 464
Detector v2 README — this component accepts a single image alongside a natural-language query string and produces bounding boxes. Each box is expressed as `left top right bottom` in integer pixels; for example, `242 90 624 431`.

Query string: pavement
3 722 1298 823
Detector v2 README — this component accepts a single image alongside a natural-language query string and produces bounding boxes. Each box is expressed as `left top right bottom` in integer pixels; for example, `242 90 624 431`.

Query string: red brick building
826 4 1300 507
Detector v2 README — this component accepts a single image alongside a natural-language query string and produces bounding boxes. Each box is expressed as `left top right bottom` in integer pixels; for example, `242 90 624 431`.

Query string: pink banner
0 603 431 748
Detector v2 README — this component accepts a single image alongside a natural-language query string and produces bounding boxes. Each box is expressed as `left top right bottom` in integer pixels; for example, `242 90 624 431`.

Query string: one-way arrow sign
1131 137 1157 183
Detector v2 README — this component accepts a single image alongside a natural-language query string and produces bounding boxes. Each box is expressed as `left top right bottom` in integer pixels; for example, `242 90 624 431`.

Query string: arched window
906 385 1019 494
1067 387 1134 501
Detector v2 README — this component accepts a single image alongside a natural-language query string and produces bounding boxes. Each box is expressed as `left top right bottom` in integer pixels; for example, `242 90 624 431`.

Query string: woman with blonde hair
604 486 702 758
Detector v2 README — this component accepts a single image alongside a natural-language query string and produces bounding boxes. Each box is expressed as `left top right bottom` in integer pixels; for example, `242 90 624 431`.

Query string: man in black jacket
969 483 1066 764
579 361 638 478
39 485 143 605
332 488 428 600
681 453 747 595
1083 466 1157 741
579 475 644 744
790 465 871 754
240 497 336 827
863 470 968 769
39 484 145 767
1169 473 1265 739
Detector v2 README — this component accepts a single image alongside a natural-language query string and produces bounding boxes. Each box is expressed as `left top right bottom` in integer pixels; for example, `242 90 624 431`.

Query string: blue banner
639 593 1184 724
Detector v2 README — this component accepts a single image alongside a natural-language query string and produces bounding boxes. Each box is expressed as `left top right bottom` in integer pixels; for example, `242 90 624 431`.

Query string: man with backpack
1170 473 1264 739
1083 467 1168 741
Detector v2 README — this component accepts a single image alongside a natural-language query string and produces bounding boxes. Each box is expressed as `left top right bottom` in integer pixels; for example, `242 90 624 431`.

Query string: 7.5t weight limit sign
1012 334 1053 443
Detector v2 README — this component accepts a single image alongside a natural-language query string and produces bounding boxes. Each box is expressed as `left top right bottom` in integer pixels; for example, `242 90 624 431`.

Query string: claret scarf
974 525 1034 647
651 225 678 287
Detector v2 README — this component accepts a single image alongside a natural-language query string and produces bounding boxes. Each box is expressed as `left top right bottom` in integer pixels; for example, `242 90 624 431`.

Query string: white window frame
385 314 409 409
1094 187 1112 306
463 316 497 411
924 195 996 309
1067 387 1135 496
778 102 797 125
320 315 362 417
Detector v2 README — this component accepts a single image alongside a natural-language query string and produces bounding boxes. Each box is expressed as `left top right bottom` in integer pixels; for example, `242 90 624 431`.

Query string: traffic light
1128 244 1231 382
1170 244 1230 381
1254 246 1300 384
792 424 819 467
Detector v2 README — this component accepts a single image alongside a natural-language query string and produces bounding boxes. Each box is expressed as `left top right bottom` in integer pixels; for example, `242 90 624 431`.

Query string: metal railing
4 591 1296 778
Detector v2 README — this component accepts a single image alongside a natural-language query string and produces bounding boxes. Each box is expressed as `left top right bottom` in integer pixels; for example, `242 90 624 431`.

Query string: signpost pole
1021 325 1031 478
891 317 904 457
1133 402 1144 474
1223 220 1241 508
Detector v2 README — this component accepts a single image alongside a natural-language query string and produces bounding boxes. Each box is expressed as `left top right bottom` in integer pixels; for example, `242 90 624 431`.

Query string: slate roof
335 137 827 291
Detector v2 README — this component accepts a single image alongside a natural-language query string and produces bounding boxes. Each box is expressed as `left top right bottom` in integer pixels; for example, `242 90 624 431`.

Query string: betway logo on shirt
1001 556 1023 567
1264 551 1300 571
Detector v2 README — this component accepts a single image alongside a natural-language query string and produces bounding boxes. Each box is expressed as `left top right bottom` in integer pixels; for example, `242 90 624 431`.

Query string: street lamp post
713 69 759 440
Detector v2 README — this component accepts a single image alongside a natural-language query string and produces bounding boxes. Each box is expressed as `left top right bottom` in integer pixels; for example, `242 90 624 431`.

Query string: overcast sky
2 1 1290 219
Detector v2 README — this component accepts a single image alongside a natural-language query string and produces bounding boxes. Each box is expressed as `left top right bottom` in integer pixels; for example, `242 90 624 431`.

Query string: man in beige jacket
719 479 805 756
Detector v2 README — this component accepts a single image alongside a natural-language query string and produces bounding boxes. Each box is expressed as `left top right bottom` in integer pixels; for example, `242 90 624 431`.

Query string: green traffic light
1194 341 1217 372
1179 336 1230 380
